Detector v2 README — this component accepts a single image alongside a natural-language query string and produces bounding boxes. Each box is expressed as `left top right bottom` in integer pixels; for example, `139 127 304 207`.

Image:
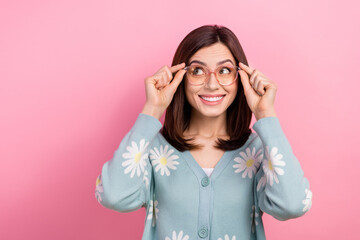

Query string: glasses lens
216 65 237 85
186 64 237 85
186 64 207 85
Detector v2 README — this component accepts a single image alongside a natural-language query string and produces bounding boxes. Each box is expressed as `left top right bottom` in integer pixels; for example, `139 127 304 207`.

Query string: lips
198 94 225 105
198 94 226 97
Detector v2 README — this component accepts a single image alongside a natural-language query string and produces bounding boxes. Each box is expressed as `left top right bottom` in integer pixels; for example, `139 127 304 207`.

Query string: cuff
132 113 163 138
252 116 285 139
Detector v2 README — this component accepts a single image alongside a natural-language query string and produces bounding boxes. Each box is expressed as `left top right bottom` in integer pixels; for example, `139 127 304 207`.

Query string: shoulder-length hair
160 24 252 152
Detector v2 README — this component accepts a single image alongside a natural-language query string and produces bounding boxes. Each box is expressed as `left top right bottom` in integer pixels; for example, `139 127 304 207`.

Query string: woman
95 24 312 239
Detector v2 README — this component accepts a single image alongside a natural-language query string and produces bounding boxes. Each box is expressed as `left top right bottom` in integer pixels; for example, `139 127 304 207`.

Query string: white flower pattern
256 174 267 191
94 121 311 238
250 205 259 233
143 169 150 189
121 139 150 178
218 234 236 240
233 147 262 178
147 199 159 227
302 188 313 212
165 230 189 240
150 145 180 176
95 174 103 203
262 146 285 186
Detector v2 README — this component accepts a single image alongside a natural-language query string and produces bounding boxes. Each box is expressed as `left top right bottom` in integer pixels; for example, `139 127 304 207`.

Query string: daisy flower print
262 146 286 186
150 144 179 176
95 174 103 203
217 234 236 240
250 205 259 233
302 188 313 212
121 139 149 178
165 230 189 240
147 199 159 227
256 174 267 191
143 169 150 189
233 147 262 178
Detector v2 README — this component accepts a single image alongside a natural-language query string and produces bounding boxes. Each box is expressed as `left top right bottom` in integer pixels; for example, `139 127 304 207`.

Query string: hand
142 63 186 119
238 62 277 120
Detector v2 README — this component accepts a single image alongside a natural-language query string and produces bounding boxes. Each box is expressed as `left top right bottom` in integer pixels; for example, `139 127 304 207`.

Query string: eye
190 66 205 75
219 67 231 74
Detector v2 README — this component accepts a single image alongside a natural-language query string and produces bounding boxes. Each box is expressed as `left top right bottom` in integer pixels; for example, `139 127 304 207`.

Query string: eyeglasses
183 63 240 86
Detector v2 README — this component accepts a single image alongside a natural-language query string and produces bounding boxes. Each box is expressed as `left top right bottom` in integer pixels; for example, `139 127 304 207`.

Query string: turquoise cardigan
95 113 312 239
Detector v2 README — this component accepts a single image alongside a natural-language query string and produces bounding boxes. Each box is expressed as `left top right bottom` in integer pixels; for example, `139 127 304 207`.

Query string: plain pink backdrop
1 0 359 239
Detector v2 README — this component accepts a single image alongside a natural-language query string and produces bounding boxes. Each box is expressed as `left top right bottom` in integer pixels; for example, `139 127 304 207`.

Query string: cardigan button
201 177 210 187
198 226 208 238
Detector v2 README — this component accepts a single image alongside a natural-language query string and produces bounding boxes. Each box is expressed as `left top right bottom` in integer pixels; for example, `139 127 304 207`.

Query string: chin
196 108 227 118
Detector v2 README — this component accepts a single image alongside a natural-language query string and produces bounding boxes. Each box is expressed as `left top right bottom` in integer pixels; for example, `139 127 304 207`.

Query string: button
201 177 210 187
198 226 208 238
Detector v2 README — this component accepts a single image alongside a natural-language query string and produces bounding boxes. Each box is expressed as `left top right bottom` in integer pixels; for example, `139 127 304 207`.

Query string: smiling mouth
198 95 226 102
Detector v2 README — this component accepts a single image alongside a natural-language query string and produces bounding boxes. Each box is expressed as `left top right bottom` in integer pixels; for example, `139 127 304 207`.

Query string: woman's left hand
238 62 278 121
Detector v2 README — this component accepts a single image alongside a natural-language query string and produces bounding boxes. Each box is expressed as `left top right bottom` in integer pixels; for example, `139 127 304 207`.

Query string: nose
204 72 220 89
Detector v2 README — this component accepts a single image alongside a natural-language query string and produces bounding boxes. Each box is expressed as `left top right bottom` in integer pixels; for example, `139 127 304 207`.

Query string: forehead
189 42 235 65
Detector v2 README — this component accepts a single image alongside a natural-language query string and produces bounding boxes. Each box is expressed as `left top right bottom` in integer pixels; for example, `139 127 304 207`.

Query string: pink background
1 0 359 239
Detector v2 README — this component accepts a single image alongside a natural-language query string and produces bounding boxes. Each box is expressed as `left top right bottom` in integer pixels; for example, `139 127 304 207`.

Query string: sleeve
252 116 312 221
94 113 162 213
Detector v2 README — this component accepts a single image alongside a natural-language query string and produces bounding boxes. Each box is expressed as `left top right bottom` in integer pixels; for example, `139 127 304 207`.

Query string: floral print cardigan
95 113 312 239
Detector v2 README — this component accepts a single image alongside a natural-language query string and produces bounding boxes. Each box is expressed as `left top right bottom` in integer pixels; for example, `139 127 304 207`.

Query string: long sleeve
95 113 162 213
252 116 312 221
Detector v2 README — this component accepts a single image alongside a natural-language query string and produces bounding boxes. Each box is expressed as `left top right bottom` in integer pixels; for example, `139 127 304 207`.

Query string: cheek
185 83 199 99
184 86 196 104
227 83 238 96
227 84 238 103
233 81 239 94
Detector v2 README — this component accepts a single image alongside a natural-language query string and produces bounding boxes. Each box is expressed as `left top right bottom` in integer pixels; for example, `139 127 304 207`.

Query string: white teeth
200 96 224 102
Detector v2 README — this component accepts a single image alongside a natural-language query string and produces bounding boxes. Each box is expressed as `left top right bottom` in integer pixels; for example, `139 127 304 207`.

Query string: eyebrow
188 59 235 66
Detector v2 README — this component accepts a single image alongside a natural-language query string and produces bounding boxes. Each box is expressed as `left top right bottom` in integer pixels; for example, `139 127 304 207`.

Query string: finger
255 75 271 95
170 62 186 73
164 67 173 82
258 81 266 95
161 71 169 85
254 78 264 96
152 74 162 88
238 69 257 97
253 75 262 95
154 72 167 89
155 63 184 77
263 81 277 101
165 69 186 94
249 69 259 86
239 62 255 75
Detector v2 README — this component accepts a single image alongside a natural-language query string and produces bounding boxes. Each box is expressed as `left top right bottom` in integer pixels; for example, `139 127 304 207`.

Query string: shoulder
229 132 263 156
149 131 177 151
232 131 264 156
246 132 262 148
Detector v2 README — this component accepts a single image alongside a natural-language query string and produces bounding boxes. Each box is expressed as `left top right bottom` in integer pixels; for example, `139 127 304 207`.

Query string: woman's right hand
142 62 186 119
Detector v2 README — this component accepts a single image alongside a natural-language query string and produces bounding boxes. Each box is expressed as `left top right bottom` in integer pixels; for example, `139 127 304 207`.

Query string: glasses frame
183 63 241 86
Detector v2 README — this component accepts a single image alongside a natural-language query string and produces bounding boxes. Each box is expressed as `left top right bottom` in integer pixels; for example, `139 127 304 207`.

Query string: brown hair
160 24 252 152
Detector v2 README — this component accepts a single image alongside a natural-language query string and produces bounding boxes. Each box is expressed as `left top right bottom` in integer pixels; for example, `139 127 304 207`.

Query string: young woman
95 24 312 240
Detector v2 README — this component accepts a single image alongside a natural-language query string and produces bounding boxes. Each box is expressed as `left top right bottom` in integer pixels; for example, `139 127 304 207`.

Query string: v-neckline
157 131 256 181
183 149 236 181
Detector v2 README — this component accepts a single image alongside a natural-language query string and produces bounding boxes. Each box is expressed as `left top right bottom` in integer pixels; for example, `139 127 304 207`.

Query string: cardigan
95 113 312 239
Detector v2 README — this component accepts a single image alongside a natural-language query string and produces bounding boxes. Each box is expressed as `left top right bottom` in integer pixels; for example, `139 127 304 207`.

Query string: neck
185 109 228 138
